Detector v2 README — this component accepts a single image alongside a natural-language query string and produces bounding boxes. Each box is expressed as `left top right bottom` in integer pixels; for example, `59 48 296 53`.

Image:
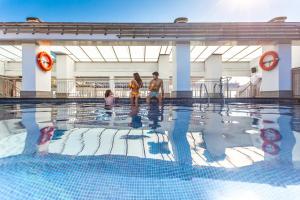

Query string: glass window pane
0 45 22 57
214 46 232 54
229 46 261 61
196 46 219 62
51 46 71 55
98 46 117 62
160 46 167 54
222 46 247 61
243 47 262 61
65 46 90 61
113 46 130 61
145 46 160 62
191 46 206 60
130 46 144 62
0 47 20 60
81 46 104 62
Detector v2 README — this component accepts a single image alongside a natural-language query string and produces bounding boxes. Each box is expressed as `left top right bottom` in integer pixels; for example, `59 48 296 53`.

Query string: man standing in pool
146 71 164 104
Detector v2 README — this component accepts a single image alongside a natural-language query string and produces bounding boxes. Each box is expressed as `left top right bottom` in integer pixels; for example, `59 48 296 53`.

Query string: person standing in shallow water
147 71 164 104
129 73 143 106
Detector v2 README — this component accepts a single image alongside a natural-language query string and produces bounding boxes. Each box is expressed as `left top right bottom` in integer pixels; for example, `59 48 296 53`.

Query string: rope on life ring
36 51 54 72
259 51 279 71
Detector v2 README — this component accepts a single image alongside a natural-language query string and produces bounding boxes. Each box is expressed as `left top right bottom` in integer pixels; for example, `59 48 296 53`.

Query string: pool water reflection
0 103 300 200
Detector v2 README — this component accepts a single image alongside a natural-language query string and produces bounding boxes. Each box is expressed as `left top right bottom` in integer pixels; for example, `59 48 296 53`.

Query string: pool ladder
199 82 225 105
199 83 210 104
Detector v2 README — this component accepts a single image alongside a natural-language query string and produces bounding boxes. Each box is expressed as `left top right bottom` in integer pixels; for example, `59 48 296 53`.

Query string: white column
292 46 300 68
21 43 52 98
56 55 76 97
0 61 5 75
158 55 171 79
172 42 191 97
260 44 292 97
158 55 171 97
109 75 115 92
204 54 223 96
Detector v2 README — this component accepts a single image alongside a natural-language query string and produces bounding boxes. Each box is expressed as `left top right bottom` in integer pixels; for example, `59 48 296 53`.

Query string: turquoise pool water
0 102 299 200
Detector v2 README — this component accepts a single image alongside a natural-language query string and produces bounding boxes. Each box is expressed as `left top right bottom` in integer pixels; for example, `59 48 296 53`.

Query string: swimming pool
0 102 299 200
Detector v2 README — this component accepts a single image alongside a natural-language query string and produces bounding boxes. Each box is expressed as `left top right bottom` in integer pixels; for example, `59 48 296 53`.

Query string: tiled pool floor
0 103 299 199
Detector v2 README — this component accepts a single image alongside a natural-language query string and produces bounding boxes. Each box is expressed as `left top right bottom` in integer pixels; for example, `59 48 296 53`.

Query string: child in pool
104 89 115 106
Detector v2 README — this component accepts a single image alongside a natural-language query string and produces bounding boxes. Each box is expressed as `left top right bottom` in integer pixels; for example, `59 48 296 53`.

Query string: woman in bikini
129 73 143 106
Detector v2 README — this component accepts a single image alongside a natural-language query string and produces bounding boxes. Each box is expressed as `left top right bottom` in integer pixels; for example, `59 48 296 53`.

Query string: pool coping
0 97 299 104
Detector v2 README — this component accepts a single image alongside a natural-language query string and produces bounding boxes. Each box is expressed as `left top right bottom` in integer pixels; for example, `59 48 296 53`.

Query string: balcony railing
0 77 238 98
53 77 234 98
0 76 20 98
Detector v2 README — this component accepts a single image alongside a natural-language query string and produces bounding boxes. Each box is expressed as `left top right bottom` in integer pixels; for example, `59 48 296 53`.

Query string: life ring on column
259 51 279 71
36 51 54 72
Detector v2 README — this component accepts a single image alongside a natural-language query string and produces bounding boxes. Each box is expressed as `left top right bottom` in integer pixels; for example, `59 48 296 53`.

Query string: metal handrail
199 83 210 104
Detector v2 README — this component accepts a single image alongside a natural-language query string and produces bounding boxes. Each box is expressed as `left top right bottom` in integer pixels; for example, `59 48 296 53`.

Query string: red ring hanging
36 51 54 72
259 51 279 71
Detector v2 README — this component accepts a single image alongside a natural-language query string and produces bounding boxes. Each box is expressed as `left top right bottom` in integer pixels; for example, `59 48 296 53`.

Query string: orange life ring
36 51 53 72
259 51 279 71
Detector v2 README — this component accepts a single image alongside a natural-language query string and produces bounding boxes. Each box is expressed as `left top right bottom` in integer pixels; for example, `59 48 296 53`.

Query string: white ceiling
0 45 262 63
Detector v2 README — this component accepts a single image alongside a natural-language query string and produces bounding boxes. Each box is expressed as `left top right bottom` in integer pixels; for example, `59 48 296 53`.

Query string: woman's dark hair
133 73 143 87
105 89 112 98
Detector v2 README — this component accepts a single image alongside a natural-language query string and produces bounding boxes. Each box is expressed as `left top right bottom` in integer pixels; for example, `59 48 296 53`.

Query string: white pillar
21 43 52 98
56 55 76 97
0 61 5 75
292 46 300 68
109 75 115 93
204 54 223 96
158 55 171 79
260 44 292 97
158 55 171 97
172 42 191 97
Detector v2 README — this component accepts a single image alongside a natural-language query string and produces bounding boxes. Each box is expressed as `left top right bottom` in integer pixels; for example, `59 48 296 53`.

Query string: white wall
56 55 74 79
292 46 300 68
75 62 157 77
0 61 4 75
223 62 250 77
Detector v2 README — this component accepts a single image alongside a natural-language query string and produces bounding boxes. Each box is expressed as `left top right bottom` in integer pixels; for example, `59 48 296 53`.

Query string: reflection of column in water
292 105 300 168
168 107 192 165
202 111 226 159
22 105 53 154
260 107 295 165
278 108 296 166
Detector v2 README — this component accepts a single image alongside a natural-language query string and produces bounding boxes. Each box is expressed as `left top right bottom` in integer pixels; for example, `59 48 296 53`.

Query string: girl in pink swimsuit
104 89 115 106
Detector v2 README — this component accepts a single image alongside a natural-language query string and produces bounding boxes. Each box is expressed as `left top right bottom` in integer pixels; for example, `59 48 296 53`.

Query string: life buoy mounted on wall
36 51 54 72
259 51 279 71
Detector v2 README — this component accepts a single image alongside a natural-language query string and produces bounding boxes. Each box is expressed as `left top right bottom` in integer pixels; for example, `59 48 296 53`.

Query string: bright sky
0 0 299 22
